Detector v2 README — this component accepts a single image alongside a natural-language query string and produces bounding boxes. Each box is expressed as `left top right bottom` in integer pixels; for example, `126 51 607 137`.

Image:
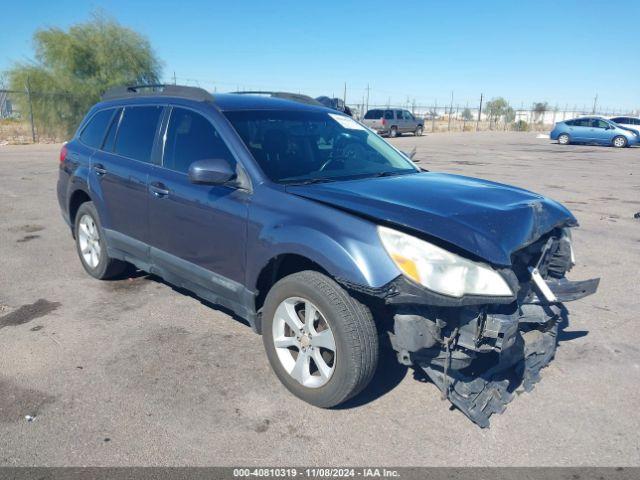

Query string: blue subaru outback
57 85 599 427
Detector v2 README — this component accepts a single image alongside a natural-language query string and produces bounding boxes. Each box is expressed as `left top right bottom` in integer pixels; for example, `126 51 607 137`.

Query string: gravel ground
0 132 639 466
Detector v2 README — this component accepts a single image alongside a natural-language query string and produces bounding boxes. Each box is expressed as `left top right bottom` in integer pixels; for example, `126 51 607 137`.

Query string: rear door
147 105 249 305
92 105 164 259
567 118 591 141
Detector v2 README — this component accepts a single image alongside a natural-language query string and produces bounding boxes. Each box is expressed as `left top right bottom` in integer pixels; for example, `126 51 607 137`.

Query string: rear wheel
415 126 423 136
262 271 378 407
74 202 130 280
389 126 398 138
558 133 570 145
612 135 627 148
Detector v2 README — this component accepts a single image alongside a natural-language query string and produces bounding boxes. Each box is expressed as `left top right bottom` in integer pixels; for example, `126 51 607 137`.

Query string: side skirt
103 229 258 331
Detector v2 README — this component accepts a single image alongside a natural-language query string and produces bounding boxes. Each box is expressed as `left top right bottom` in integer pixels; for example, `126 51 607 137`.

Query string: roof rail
101 84 214 102
231 91 323 107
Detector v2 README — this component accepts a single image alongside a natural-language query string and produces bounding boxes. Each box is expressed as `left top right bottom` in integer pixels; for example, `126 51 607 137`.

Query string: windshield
224 110 418 183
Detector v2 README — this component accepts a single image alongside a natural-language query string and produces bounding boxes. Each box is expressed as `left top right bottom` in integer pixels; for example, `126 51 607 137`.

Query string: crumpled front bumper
387 274 599 428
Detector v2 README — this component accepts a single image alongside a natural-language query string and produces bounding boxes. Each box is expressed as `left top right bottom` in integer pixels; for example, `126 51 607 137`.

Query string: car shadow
113 270 252 329
110 270 589 409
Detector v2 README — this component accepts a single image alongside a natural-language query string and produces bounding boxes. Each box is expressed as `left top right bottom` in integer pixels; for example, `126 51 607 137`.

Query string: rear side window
114 106 163 163
573 118 591 127
384 110 394 120
79 109 115 148
364 109 383 119
163 107 235 174
610 117 625 123
565 119 576 126
395 110 403 119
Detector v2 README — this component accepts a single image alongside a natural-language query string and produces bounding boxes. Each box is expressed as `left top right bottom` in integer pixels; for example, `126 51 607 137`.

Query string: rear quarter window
79 109 115 148
364 109 383 119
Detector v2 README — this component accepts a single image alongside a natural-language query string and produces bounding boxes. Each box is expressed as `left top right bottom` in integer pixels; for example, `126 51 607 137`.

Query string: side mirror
402 147 417 160
188 158 236 185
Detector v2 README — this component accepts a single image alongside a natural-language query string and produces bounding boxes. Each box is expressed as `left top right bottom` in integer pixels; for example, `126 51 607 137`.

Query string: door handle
93 164 107 175
149 182 169 197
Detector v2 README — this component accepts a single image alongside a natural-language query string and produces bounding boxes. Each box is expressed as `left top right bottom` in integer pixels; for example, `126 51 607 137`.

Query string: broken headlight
378 226 513 298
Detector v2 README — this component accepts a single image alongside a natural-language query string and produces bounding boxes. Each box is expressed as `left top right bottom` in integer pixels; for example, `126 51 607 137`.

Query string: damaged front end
385 228 599 427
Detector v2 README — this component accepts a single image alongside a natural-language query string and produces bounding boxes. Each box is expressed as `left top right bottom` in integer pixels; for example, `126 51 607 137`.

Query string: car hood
286 172 576 266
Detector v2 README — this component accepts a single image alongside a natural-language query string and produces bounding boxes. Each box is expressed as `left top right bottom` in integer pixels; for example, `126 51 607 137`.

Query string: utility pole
432 100 437 132
476 93 483 132
343 82 347 106
463 101 469 131
365 84 370 113
25 76 36 143
448 91 453 132
173 71 177 85
592 94 598 114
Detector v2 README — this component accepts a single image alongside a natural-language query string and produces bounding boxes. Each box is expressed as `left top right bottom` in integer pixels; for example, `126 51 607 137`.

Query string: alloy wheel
272 297 336 388
613 136 626 148
77 214 101 269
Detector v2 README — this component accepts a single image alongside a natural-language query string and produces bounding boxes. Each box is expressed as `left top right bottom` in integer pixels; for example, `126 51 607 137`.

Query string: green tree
484 97 511 128
461 107 474 121
7 14 162 137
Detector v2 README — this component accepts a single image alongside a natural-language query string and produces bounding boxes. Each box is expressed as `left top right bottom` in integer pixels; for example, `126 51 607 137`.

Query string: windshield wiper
371 170 411 178
283 177 336 185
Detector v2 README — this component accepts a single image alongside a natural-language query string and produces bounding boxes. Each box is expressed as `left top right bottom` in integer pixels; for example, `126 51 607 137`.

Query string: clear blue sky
2 0 639 111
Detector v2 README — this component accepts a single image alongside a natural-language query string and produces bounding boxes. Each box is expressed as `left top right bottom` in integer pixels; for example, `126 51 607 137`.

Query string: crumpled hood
287 172 576 266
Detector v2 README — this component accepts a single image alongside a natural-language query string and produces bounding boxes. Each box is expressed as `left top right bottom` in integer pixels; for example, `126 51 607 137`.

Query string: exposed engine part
388 231 599 427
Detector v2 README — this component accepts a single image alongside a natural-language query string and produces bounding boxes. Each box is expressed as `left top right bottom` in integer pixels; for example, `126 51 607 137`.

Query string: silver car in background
362 108 424 137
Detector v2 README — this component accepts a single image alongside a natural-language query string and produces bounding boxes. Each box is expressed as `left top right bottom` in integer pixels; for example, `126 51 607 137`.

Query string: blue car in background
550 116 639 147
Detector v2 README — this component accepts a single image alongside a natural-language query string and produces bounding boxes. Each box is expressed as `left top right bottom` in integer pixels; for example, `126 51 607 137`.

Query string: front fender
246 188 401 291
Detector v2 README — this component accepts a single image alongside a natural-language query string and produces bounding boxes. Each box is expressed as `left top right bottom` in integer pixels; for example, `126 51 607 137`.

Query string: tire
74 201 130 280
558 133 570 145
389 126 398 138
415 126 423 136
262 270 378 408
612 135 627 148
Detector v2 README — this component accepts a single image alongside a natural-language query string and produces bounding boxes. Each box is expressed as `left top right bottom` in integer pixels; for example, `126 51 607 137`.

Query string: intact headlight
378 226 513 298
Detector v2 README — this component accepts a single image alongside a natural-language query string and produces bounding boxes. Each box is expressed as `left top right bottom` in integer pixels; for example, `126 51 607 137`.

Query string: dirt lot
1 132 639 466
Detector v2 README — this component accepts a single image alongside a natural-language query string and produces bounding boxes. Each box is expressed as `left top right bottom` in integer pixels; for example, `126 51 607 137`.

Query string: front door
591 118 614 144
148 106 249 307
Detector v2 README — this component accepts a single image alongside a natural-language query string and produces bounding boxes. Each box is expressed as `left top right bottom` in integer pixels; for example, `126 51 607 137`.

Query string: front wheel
613 135 628 148
558 133 570 145
262 271 378 407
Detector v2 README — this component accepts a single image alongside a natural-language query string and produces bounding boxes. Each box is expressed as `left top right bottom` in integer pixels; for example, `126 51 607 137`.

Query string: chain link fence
1 86 637 144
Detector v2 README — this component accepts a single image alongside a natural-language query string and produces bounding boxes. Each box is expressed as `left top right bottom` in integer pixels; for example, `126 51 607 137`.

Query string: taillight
381 118 386 126
59 144 68 163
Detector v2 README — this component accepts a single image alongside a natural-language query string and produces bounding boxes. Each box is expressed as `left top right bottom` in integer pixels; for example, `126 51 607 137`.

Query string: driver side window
163 107 235 174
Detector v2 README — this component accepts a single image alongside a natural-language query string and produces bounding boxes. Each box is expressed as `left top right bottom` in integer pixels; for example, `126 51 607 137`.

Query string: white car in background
609 116 640 133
